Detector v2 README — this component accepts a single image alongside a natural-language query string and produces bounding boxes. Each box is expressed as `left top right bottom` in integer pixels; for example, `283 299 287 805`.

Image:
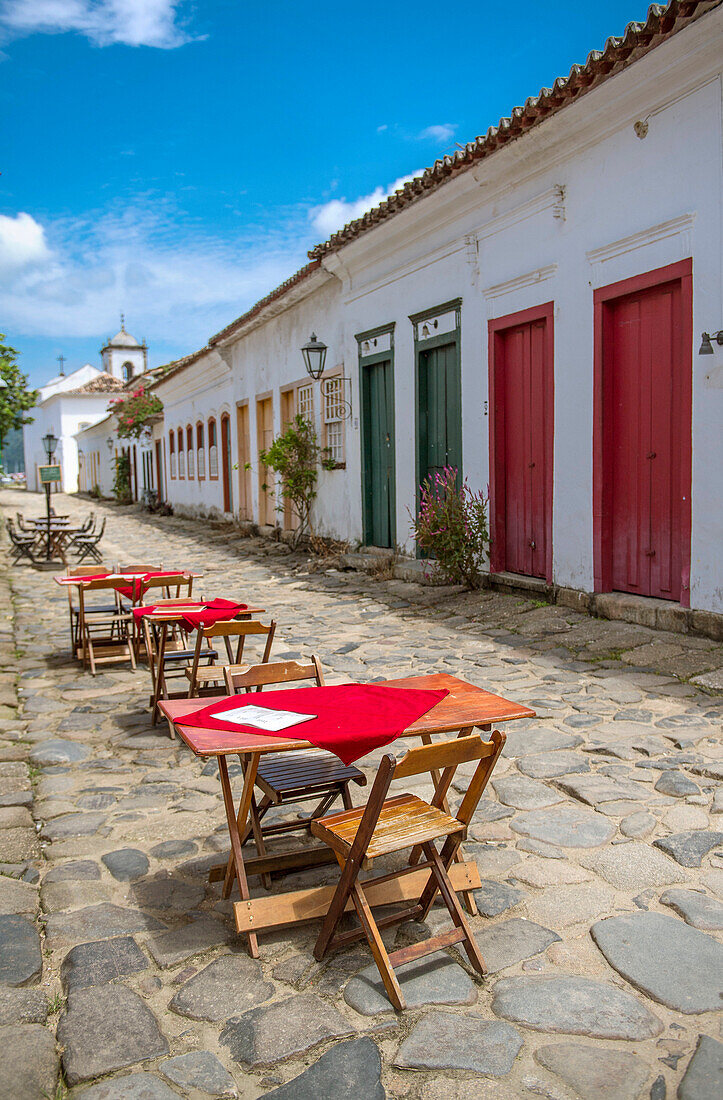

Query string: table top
53 570 203 586
160 673 536 758
140 604 265 623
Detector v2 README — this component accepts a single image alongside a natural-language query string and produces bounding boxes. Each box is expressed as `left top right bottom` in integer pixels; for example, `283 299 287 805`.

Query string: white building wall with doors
150 4 722 613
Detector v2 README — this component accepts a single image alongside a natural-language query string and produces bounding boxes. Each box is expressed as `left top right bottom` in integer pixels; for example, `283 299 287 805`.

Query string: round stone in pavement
44 903 165 947
578 842 686 890
678 1035 723 1100
60 935 148 992
263 1038 383 1100
131 871 205 910
0 914 42 986
590 912 723 1013
471 918 560 973
0 1023 58 1100
472 879 526 918
344 955 477 1015
169 954 274 1021
510 803 615 848
502 729 582 757
394 1012 523 1076
40 811 106 841
516 751 590 779
660 888 723 930
150 839 197 859
43 859 100 882
101 848 150 882
534 1043 650 1100
492 775 564 810
28 738 89 765
220 993 354 1067
160 1051 237 1097
491 975 663 1039
653 830 723 868
0 987 48 1024
654 770 700 797
75 1072 180 1099
58 983 169 1085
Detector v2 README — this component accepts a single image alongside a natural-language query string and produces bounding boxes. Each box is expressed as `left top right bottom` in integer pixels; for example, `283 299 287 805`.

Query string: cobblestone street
0 491 721 1099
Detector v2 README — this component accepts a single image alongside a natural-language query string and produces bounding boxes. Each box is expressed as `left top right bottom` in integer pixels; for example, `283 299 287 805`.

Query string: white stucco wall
23 389 113 494
152 8 722 612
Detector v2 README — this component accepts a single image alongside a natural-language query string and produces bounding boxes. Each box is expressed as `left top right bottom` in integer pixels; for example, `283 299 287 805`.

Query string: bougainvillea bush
108 386 163 439
410 466 489 588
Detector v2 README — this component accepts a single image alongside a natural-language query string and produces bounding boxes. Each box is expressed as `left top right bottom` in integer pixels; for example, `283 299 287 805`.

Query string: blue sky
1 0 654 387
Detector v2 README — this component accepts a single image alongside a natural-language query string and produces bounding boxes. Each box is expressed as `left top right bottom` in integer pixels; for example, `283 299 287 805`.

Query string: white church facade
23 321 147 494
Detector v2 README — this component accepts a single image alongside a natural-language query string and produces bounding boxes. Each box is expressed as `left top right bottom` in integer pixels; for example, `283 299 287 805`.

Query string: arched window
186 425 194 479
169 430 176 478
122 361 134 383
178 427 185 478
196 422 205 479
208 418 218 478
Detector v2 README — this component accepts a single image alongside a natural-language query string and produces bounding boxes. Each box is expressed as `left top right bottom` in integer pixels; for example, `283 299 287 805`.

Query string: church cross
56 354 66 376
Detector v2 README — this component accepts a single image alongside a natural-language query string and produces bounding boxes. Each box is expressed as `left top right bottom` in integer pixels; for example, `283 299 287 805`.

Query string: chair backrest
67 566 107 577
187 620 276 694
352 731 506 854
86 517 106 540
224 656 324 694
143 572 192 597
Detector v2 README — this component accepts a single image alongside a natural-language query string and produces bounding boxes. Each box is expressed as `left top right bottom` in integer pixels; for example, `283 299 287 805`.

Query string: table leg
219 753 259 957
151 623 168 725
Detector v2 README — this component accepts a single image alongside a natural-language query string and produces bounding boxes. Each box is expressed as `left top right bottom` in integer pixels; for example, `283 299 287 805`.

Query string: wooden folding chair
185 619 276 697
222 659 367 888
311 730 506 1011
78 577 137 674
64 565 113 654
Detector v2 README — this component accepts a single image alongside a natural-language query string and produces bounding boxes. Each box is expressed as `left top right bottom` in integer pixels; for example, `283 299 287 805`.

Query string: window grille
297 383 314 420
323 377 344 463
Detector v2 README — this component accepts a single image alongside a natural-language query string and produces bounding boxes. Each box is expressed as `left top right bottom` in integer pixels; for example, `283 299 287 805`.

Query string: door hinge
645 549 656 557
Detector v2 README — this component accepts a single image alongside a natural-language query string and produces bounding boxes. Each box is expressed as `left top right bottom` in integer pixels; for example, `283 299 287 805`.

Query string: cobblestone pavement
0 490 721 1100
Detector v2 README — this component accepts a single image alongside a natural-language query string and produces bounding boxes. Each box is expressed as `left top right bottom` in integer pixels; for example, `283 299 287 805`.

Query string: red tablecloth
133 597 248 631
176 683 449 765
70 570 187 600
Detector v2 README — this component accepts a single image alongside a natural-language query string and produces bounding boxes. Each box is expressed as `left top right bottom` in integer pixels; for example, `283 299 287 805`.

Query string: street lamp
40 432 58 562
301 333 328 380
42 432 58 462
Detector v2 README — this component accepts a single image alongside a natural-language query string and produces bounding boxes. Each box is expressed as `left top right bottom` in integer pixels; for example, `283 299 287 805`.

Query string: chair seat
162 647 217 663
256 750 365 801
312 793 464 860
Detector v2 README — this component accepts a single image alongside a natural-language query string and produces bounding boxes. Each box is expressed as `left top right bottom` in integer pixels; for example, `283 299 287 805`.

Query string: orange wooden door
236 404 251 521
256 397 275 526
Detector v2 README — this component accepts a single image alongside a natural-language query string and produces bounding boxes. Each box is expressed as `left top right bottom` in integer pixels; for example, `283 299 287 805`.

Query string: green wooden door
362 358 395 547
417 340 462 490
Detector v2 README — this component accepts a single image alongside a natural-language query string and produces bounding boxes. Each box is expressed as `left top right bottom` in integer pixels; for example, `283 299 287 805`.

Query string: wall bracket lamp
699 330 723 355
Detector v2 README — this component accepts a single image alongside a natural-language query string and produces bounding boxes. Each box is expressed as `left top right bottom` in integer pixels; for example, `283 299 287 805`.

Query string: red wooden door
607 279 685 601
489 305 553 581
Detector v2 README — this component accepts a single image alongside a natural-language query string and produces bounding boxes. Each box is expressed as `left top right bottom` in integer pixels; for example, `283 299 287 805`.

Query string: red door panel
608 279 683 601
489 304 554 582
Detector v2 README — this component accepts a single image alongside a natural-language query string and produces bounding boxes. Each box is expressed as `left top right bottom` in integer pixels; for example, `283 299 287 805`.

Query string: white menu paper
217 705 316 731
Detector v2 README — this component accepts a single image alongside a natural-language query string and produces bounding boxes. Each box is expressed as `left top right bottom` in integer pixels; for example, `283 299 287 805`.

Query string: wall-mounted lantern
699 330 723 355
301 333 328 380
106 437 115 452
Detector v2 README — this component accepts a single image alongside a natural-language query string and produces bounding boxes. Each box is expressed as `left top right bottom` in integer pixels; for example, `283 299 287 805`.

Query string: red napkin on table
114 570 189 601
133 598 248 631
177 683 449 765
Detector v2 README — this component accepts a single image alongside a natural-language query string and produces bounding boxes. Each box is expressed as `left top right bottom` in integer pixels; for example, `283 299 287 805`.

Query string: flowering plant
410 466 489 588
108 386 163 439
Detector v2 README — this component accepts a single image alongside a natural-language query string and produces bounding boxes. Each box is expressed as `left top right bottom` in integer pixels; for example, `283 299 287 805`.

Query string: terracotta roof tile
66 372 126 395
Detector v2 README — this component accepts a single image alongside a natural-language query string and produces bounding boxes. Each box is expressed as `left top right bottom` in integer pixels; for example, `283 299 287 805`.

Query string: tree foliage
260 414 333 546
0 336 38 467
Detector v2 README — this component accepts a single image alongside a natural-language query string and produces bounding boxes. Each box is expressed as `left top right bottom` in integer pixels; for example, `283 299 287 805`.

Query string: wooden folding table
159 673 535 957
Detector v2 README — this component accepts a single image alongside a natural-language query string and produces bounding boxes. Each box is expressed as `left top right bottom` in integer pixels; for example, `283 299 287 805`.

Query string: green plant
89 483 102 499
410 466 489 589
0 335 38 472
108 384 163 439
112 453 132 503
260 415 332 547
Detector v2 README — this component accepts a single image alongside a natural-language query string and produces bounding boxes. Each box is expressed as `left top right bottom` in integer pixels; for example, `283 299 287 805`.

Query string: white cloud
310 170 423 239
0 199 310 345
0 0 193 48
0 211 52 271
418 123 457 144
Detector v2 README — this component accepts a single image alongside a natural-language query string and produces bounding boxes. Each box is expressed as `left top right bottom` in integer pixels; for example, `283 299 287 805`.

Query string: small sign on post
39 464 62 484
